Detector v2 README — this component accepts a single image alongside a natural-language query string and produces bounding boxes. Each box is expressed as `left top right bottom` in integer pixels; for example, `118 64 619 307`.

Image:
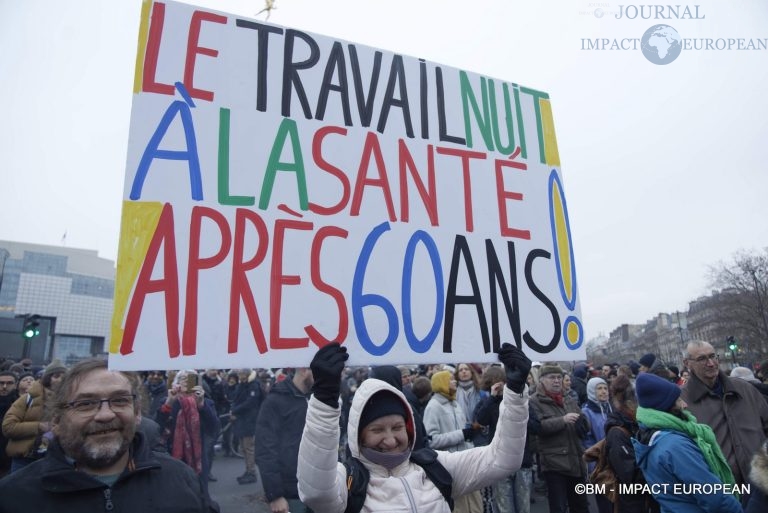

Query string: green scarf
636 406 737 493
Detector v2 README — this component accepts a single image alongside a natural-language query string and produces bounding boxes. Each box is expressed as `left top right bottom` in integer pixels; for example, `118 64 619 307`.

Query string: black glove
462 427 474 441
310 343 349 408
497 343 532 394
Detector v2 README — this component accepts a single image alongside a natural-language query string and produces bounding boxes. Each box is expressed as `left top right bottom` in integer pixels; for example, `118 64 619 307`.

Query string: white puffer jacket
298 378 528 513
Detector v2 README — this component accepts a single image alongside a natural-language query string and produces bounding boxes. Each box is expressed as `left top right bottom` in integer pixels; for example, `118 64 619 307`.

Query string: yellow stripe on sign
552 179 574 306
110 201 164 353
540 99 561 168
132 0 153 94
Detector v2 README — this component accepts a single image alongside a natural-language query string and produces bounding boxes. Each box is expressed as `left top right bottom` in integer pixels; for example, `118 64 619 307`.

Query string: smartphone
186 373 199 389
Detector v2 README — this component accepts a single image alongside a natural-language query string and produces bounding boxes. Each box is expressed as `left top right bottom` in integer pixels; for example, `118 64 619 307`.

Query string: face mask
360 447 410 470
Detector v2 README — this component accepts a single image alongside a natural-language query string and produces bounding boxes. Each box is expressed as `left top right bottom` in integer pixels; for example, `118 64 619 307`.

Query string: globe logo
641 24 682 65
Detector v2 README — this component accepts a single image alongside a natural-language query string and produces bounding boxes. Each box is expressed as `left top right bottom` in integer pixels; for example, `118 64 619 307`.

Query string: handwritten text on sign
109 0 583 370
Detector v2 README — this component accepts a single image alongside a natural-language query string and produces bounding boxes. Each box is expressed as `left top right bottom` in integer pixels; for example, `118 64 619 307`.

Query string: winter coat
297 378 529 513
423 392 473 452
144 380 168 421
475 395 539 468
582 399 611 449
632 429 742 513
0 431 217 513
681 370 768 485
603 411 658 513
254 379 309 502
530 389 589 478
747 441 768 513
1 381 47 458
231 373 263 438
572 376 588 406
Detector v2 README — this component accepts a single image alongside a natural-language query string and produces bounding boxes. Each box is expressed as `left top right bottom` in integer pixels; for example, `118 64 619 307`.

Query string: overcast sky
1 0 766 342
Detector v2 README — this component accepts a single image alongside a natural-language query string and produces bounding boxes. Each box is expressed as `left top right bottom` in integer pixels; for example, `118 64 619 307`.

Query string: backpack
582 426 630 504
344 447 454 513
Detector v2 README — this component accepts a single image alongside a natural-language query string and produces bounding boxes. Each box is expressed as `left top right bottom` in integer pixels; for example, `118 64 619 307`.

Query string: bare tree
708 248 768 363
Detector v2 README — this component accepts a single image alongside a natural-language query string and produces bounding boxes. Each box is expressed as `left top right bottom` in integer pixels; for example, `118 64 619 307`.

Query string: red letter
143 2 175 95
399 140 438 226
350 132 397 221
122 203 181 357
182 206 232 355
229 209 270 354
436 146 487 233
495 149 530 240
305 226 349 346
270 219 313 349
309 126 351 216
184 10 227 102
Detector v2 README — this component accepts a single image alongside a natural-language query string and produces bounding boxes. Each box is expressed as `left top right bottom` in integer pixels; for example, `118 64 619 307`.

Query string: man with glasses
0 358 217 512
681 339 768 503
530 364 590 513
0 371 18 477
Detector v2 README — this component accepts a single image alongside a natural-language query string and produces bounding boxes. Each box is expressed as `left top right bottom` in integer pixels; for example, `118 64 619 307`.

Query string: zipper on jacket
103 488 114 511
398 476 418 513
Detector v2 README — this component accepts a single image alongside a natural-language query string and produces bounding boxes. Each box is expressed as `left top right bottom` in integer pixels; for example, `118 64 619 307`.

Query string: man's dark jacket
231 377 263 438
254 379 309 502
0 431 216 513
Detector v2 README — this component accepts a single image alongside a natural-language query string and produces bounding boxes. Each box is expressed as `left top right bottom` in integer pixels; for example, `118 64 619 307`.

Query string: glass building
0 240 114 365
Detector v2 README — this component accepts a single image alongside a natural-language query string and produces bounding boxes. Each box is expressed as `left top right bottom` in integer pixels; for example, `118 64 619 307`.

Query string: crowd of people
0 339 767 513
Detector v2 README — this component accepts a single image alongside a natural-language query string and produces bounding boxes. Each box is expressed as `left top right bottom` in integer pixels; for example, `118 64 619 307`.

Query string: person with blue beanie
632 373 742 512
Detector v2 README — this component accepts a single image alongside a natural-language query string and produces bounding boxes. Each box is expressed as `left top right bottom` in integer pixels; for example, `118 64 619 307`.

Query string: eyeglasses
65 394 136 415
0 381 15 387
690 353 719 364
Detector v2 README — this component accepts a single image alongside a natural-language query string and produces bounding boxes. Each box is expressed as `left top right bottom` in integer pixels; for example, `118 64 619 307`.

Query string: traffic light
22 315 40 340
727 336 738 352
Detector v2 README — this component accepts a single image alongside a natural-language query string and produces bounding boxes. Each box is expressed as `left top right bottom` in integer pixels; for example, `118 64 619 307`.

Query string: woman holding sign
297 343 531 513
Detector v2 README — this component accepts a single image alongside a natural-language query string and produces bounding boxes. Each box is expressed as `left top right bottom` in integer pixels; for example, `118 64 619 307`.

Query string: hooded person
571 363 589 405
298 343 532 513
370 366 428 450
632 373 742 513
581 377 613 467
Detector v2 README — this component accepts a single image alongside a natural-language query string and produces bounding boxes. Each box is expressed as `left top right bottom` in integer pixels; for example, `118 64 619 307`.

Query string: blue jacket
633 429 742 513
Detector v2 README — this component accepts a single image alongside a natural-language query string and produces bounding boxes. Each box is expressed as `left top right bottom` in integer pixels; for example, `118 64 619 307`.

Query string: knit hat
359 390 408 430
639 353 656 368
636 372 680 412
539 364 564 377
628 361 641 376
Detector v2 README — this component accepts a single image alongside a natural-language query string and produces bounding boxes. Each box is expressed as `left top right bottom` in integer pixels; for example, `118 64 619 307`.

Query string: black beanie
639 353 656 368
636 372 680 412
360 391 407 429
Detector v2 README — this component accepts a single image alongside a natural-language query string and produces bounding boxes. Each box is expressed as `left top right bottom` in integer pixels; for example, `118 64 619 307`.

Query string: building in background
0 240 114 365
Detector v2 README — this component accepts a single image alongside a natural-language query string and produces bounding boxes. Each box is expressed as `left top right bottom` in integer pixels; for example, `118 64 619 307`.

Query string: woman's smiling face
360 414 409 453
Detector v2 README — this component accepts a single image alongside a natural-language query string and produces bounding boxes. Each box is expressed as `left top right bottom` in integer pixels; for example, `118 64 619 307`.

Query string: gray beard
59 428 133 470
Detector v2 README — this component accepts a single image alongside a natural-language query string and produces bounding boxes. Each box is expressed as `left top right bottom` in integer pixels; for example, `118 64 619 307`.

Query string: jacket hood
632 427 671 471
347 379 415 462
369 366 403 390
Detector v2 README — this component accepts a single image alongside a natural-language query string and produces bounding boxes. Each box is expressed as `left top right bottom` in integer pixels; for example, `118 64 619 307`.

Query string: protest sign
109 0 584 369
